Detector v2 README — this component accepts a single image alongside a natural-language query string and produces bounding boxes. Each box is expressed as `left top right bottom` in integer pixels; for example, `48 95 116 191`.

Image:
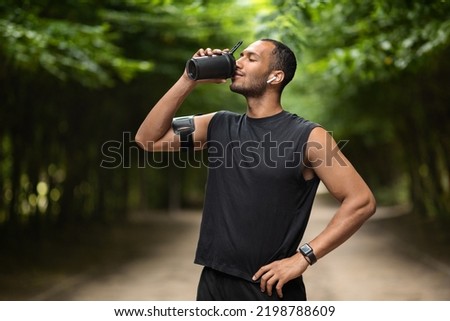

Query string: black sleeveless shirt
194 110 321 282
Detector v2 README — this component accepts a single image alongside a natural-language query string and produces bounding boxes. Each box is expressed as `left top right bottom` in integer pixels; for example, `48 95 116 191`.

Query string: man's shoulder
284 110 313 123
214 110 241 118
283 111 321 131
210 110 242 124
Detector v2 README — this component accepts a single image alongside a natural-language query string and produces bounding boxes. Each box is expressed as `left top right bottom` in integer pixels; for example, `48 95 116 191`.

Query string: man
135 39 376 300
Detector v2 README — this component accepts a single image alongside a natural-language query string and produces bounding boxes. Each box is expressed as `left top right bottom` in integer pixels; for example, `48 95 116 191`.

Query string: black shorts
196 267 307 301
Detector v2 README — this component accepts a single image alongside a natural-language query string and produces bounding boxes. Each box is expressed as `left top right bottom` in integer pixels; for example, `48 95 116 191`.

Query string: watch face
300 244 312 255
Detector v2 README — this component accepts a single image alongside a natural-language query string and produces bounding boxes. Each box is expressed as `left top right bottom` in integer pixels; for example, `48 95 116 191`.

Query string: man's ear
266 71 284 84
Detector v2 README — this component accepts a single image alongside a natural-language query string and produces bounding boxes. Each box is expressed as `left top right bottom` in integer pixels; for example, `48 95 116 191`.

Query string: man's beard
230 76 268 98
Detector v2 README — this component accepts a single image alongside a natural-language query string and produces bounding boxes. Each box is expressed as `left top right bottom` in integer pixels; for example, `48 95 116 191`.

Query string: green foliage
304 0 450 86
0 3 152 88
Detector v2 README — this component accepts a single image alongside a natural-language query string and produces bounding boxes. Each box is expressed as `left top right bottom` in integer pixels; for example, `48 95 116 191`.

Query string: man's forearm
307 193 376 261
135 74 197 150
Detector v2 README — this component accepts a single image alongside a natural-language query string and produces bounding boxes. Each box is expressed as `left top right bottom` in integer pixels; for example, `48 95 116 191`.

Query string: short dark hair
260 39 297 91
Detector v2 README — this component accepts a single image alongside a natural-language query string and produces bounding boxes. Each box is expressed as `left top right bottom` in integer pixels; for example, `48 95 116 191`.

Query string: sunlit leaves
306 0 450 83
0 6 152 88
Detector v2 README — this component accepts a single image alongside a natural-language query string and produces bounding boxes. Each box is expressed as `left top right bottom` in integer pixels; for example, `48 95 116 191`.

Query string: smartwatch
298 243 317 265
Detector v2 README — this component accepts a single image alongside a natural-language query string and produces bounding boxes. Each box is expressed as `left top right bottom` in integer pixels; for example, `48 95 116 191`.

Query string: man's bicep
306 127 364 202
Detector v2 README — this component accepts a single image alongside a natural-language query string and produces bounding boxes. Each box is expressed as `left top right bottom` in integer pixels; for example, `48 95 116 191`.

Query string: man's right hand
182 47 231 84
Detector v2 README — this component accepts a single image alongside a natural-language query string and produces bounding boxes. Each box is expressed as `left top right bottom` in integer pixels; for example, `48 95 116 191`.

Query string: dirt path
33 191 450 301
303 194 450 300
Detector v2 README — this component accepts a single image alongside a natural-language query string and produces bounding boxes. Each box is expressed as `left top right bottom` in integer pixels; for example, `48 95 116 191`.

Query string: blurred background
1 0 449 300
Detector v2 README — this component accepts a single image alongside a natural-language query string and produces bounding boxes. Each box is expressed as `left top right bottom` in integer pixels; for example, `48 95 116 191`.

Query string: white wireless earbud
267 76 277 84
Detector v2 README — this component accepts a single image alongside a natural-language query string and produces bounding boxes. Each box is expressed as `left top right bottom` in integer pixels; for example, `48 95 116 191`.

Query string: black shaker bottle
185 41 243 80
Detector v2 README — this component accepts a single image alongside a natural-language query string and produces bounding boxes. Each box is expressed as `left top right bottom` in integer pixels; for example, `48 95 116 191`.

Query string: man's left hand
252 252 309 299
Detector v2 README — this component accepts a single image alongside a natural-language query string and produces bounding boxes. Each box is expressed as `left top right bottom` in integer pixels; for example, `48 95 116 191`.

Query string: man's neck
245 95 283 118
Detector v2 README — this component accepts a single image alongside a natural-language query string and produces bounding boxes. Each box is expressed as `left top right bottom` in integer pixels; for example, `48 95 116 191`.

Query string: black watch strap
298 243 317 265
